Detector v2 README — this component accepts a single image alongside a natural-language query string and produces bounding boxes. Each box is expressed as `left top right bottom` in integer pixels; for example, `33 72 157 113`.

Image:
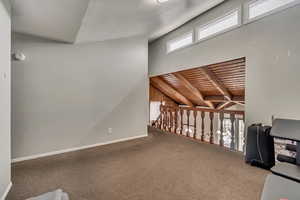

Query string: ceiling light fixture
157 0 169 3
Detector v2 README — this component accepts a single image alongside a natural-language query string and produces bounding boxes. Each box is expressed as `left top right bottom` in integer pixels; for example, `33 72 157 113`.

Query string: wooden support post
230 113 235 150
201 111 205 141
209 112 214 144
180 109 184 135
186 110 190 137
219 112 224 147
169 109 171 132
159 104 164 130
169 109 173 132
163 108 167 131
169 109 172 132
172 110 175 133
169 110 172 132
236 118 240 151
174 109 178 134
243 114 246 152
166 109 169 131
193 110 197 139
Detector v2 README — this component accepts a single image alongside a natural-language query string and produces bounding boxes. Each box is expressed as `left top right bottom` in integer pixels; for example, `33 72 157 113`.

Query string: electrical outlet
108 128 112 134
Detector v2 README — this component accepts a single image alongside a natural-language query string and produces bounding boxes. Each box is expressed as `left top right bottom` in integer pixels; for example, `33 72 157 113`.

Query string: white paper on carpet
26 189 69 200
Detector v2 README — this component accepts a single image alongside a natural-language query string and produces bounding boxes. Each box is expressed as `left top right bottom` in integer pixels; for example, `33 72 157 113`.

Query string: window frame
166 31 194 54
195 8 242 43
244 0 300 24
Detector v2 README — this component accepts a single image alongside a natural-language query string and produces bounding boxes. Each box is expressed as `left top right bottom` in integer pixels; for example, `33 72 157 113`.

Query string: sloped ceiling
11 0 90 43
11 0 224 43
150 57 246 109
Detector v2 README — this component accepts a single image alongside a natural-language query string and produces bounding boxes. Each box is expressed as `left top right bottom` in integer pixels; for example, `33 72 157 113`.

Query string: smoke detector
12 52 26 61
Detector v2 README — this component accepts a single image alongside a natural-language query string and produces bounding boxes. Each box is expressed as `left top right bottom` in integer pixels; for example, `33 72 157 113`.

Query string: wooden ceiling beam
217 102 231 110
233 101 245 106
217 102 236 110
224 102 236 110
150 77 194 107
173 72 215 109
200 67 232 100
204 95 227 102
204 95 244 102
179 58 245 73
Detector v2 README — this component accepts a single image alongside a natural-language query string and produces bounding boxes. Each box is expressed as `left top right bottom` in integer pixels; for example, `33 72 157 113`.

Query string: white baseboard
12 134 148 163
1 182 12 200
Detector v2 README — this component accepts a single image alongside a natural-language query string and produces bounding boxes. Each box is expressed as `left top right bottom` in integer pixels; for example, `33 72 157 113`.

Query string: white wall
0 0 11 198
12 34 148 159
149 0 300 127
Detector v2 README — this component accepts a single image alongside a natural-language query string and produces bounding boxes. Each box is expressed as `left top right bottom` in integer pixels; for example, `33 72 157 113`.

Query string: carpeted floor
7 130 268 200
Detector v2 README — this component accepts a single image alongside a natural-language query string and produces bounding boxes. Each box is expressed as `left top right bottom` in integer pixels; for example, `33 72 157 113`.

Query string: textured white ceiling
12 0 90 43
11 0 224 43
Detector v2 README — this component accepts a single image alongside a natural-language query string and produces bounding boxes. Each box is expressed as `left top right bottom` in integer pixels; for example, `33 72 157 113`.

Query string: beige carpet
7 130 268 200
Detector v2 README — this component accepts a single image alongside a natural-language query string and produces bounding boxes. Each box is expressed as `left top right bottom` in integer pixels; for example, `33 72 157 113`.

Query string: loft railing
152 105 245 152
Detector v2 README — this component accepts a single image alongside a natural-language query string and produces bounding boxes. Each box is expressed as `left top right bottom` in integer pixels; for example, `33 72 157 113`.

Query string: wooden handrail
152 105 245 152
162 105 244 115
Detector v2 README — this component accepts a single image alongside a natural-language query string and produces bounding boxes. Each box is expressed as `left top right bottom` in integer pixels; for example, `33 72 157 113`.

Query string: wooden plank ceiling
150 57 245 110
